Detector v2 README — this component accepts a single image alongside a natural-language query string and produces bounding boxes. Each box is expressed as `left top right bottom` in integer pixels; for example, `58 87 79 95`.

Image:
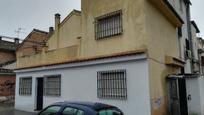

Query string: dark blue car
38 101 124 115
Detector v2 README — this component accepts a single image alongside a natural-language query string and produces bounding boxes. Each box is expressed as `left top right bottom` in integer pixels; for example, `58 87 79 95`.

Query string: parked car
38 101 124 115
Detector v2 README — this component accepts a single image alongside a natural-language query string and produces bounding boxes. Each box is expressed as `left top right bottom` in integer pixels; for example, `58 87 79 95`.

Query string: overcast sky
191 0 204 37
0 0 80 40
0 0 203 40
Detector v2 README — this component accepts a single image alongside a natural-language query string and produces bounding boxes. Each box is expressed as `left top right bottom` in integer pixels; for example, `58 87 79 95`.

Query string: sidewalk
0 103 36 115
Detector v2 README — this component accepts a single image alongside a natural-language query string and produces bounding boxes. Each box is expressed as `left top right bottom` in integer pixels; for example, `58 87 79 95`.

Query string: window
97 70 127 99
98 109 123 115
178 27 182 37
44 75 61 96
185 39 190 50
201 56 204 66
19 77 32 95
62 107 84 115
76 110 84 115
39 106 61 115
95 10 123 39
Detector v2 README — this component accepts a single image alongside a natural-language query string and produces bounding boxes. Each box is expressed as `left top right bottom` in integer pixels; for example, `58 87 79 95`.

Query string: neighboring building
191 21 202 74
168 0 192 73
164 1 204 115
0 38 17 66
14 0 200 115
182 21 204 115
0 38 18 97
0 69 16 97
16 29 49 58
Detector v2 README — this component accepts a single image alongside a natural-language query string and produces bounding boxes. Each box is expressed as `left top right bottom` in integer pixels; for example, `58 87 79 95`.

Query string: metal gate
168 79 181 115
168 77 188 115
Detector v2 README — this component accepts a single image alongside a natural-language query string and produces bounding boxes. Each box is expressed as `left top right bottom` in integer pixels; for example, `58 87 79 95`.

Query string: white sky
0 0 80 39
191 0 204 37
0 0 203 40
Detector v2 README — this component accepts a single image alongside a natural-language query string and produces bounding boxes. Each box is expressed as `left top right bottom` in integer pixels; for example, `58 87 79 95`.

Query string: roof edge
16 29 48 51
60 9 81 27
191 20 200 33
184 0 192 5
163 0 184 24
15 49 147 70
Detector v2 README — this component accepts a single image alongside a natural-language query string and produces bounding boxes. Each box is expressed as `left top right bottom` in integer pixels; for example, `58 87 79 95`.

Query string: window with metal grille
19 77 32 95
95 10 123 39
97 70 127 99
44 75 61 96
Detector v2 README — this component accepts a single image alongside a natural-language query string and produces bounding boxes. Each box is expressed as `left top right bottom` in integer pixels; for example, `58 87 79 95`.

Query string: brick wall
17 29 48 57
0 75 15 96
0 51 15 65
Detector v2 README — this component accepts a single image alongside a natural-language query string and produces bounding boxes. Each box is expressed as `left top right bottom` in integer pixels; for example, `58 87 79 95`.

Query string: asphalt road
0 103 36 115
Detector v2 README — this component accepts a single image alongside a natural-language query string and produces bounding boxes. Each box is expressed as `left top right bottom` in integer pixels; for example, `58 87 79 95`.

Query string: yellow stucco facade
17 0 185 114
80 0 147 58
47 10 82 50
145 1 184 114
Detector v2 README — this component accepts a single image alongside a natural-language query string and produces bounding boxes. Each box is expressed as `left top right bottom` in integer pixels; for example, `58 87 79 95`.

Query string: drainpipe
186 3 194 73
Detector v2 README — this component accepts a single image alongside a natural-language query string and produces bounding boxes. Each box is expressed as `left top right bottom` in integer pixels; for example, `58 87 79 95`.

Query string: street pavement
0 103 36 115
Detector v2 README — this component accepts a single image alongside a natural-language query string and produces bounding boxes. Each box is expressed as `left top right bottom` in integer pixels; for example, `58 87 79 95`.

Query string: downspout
186 3 194 73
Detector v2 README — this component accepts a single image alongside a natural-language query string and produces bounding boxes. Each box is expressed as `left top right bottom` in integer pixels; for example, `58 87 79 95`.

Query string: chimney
49 27 54 34
55 13 61 30
14 38 20 45
0 37 2 45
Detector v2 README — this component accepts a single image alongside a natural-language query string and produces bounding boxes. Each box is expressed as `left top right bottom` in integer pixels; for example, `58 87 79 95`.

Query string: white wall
186 77 204 115
199 77 204 115
15 55 151 115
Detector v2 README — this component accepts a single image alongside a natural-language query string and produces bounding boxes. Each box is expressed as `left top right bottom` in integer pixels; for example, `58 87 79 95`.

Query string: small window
178 27 182 37
201 56 204 66
97 70 127 99
185 39 190 50
95 10 123 39
44 75 61 96
39 106 61 115
62 107 84 115
19 77 32 95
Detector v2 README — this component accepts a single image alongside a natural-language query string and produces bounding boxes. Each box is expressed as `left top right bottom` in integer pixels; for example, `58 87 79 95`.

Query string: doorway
178 78 188 115
36 78 44 111
168 78 188 115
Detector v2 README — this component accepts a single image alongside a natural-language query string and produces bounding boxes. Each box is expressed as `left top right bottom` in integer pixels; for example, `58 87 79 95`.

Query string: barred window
44 75 61 96
19 77 32 95
97 70 127 99
95 10 123 39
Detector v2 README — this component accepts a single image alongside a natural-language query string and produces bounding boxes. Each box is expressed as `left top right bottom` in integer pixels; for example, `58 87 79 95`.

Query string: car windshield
98 109 123 115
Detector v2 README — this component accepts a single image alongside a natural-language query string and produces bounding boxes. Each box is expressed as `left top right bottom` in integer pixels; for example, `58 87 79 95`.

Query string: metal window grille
44 75 61 96
97 70 127 99
95 10 123 39
19 77 32 95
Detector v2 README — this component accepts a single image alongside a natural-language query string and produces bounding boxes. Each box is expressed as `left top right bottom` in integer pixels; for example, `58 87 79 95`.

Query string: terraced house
15 0 198 115
0 38 18 98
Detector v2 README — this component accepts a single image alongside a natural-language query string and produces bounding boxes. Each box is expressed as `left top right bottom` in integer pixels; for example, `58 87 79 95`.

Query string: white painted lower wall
15 55 151 115
186 77 204 115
